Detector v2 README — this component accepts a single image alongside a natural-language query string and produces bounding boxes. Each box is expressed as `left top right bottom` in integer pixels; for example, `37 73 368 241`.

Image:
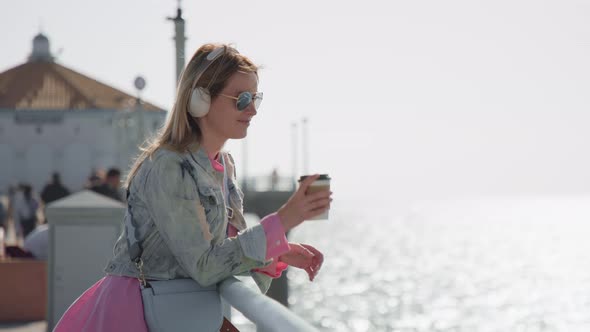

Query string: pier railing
240 175 296 193
219 277 319 332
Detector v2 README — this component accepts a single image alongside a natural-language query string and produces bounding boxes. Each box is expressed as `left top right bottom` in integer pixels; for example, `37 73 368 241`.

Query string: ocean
235 195 590 332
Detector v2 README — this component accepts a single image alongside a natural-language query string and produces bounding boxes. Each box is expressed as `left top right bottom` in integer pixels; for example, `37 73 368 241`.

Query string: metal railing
240 175 296 192
219 277 319 332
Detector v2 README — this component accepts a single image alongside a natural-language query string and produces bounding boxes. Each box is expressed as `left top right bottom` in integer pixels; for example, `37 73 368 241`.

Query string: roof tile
0 61 164 112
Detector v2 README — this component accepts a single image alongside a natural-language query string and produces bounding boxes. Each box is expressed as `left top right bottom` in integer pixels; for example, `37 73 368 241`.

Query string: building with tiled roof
0 33 167 193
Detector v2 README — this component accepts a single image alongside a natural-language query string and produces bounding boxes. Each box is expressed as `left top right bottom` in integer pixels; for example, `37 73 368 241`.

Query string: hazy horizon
3 0 590 202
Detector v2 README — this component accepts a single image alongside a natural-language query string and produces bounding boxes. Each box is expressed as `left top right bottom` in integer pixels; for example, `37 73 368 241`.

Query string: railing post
265 266 289 307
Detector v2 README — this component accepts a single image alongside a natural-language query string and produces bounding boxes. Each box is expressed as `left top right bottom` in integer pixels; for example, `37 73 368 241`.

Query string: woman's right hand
277 174 332 232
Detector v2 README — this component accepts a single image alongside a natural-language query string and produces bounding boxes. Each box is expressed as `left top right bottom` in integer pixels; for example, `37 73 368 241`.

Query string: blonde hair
124 43 258 188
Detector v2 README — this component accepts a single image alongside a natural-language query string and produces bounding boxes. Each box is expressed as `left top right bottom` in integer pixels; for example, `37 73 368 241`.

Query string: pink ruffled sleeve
259 213 290 259
252 213 290 278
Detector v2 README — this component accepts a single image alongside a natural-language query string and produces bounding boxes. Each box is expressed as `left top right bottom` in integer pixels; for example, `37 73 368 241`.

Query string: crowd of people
0 167 124 260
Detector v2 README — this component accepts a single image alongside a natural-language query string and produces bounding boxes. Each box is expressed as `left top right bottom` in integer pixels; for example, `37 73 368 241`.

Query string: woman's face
200 71 259 140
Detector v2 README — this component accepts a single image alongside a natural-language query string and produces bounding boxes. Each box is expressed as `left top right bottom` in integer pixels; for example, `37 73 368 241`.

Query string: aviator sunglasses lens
254 92 263 109
236 92 253 111
228 91 262 111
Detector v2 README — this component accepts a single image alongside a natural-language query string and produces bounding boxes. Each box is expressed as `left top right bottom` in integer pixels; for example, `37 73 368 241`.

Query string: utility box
46 190 124 330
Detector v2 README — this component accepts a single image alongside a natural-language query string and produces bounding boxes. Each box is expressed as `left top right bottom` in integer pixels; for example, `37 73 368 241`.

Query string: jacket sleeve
144 153 270 286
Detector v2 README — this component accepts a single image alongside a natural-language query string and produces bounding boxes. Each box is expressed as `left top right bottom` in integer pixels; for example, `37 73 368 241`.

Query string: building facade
0 33 167 193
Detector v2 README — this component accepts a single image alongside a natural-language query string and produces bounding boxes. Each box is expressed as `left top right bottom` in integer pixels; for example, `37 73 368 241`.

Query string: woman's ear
188 87 211 117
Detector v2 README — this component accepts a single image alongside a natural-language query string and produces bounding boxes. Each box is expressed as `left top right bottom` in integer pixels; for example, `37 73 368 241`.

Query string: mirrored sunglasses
219 91 263 111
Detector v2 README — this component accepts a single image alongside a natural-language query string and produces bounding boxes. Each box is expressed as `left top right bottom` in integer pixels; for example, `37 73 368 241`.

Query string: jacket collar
187 143 218 176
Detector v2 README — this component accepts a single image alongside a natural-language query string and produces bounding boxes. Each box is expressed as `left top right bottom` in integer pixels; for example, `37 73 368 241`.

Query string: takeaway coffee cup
299 174 331 220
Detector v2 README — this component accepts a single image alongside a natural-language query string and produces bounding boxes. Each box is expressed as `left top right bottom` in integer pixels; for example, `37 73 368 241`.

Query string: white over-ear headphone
188 46 226 117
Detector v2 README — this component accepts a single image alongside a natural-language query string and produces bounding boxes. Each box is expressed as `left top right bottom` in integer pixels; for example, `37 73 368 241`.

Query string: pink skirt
54 275 148 332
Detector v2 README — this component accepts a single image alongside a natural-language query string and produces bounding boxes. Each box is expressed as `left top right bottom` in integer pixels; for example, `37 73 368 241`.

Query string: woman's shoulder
135 148 190 183
151 147 188 162
143 147 191 171
138 148 198 198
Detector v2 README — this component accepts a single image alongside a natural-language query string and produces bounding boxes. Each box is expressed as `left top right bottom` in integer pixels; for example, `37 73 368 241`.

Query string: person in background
23 223 49 260
6 185 16 227
12 184 39 239
90 168 122 202
0 198 6 231
270 167 279 190
54 43 331 331
85 171 103 190
41 172 70 206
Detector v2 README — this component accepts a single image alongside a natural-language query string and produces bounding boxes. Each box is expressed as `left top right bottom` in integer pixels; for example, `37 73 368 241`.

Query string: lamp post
167 0 186 86
291 122 298 190
242 138 248 192
302 117 309 175
134 76 146 143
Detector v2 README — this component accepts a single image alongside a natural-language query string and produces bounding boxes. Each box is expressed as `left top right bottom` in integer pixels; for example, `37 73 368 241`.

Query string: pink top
210 154 289 278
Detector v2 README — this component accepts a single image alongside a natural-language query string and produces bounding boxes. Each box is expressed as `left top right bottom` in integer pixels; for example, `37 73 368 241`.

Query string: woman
54 43 332 331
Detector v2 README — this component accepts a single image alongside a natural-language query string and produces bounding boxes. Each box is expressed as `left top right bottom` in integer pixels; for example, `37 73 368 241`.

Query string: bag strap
124 186 147 286
221 155 229 205
125 187 142 263
220 155 235 222
125 156 200 286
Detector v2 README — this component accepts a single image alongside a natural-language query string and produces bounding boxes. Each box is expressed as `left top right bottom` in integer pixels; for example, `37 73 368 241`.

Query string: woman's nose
244 102 257 115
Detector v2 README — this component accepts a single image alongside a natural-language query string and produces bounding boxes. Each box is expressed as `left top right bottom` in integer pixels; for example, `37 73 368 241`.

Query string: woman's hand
280 243 324 281
277 174 332 232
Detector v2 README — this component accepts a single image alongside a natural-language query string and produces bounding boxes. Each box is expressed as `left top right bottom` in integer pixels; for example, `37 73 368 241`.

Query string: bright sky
3 0 590 203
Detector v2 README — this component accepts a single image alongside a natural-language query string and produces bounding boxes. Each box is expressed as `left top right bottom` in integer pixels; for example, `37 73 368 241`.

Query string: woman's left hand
280 243 324 281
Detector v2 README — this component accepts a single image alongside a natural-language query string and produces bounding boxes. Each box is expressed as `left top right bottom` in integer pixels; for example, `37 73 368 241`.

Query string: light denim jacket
104 145 273 293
